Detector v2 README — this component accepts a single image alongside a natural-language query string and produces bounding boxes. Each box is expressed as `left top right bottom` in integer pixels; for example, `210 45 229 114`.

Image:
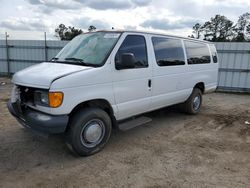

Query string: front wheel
181 88 202 114
66 108 112 156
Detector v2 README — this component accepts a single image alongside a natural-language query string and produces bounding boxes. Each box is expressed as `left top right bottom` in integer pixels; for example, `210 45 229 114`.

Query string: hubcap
193 95 201 111
80 119 105 148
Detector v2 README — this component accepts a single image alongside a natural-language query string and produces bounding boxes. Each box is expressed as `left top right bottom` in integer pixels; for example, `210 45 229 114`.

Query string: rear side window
115 35 148 68
209 44 218 63
185 41 211 64
152 37 185 66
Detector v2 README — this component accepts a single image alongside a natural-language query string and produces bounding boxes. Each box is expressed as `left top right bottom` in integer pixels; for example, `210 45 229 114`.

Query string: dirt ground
0 76 250 188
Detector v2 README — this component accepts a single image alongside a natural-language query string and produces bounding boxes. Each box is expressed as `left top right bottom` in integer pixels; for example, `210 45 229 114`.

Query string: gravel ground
0 77 250 188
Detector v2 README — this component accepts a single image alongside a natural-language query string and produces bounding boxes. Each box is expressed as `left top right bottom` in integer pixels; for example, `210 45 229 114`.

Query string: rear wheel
182 88 202 114
66 108 112 156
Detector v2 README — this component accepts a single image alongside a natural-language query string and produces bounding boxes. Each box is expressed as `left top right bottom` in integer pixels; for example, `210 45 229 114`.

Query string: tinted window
152 37 185 66
185 41 211 64
209 44 218 63
115 35 148 68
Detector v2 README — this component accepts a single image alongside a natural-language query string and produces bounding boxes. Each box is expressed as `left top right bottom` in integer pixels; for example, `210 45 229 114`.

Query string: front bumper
7 100 69 134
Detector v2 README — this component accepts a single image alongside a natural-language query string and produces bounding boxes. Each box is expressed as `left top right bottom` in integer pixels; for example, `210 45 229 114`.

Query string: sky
0 0 250 40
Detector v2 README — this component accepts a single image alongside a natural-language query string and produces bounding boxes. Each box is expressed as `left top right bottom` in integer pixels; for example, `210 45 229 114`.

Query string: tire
66 108 112 156
182 88 202 114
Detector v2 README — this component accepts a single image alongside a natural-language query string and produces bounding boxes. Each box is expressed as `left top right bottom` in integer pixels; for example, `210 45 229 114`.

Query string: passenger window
209 44 218 63
115 35 148 68
152 37 185 66
185 41 211 64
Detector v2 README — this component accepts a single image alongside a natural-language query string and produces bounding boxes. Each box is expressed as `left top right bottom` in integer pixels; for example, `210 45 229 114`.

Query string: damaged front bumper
7 100 69 134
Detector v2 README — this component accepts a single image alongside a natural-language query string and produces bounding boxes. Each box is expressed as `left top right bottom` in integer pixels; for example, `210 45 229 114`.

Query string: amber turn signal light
49 92 63 108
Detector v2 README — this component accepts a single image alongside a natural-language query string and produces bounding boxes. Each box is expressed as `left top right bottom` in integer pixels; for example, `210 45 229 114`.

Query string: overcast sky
0 0 250 40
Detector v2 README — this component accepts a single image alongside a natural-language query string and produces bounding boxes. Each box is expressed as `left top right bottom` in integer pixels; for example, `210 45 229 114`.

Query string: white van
8 30 218 156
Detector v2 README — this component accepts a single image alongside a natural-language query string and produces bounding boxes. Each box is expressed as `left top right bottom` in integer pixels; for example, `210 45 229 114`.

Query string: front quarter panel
49 64 118 117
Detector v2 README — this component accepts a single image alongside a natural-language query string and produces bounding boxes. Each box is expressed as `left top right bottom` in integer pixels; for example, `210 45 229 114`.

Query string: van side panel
182 42 218 94
149 36 218 111
149 36 191 110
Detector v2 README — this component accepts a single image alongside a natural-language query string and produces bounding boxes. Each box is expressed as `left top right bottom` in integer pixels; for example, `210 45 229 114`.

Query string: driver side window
115 35 148 68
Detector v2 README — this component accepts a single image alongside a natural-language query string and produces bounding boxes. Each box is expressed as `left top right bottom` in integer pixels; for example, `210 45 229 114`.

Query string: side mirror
115 53 136 70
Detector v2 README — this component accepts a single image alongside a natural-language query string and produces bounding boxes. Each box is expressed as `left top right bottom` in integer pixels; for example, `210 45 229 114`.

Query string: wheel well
194 82 205 93
69 99 117 128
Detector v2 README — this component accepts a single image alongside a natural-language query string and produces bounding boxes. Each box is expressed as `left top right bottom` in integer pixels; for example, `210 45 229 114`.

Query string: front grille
18 85 36 105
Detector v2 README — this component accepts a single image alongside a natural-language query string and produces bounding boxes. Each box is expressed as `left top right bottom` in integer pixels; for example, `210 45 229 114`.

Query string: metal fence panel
8 40 45 73
0 40 8 73
0 40 249 92
0 40 69 75
215 42 250 92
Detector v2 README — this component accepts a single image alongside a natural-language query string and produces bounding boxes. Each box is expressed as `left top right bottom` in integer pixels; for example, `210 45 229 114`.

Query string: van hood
12 62 92 89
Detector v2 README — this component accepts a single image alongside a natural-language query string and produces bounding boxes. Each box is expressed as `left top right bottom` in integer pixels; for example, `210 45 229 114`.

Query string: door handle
148 79 152 88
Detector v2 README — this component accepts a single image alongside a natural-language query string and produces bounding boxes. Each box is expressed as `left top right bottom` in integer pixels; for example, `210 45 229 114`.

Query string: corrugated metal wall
0 40 8 73
215 42 250 92
0 40 249 92
0 40 68 74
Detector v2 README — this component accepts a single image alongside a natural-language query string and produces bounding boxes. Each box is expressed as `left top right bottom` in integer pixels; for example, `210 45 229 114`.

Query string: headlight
34 90 49 106
34 90 63 108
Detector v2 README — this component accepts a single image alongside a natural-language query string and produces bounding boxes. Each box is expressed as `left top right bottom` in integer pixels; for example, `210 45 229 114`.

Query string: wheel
66 108 112 156
182 88 202 114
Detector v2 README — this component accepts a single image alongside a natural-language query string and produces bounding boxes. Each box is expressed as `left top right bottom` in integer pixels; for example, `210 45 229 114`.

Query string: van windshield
54 32 121 67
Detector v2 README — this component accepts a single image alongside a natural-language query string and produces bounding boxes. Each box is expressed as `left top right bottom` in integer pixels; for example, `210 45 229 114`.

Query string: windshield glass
54 32 121 66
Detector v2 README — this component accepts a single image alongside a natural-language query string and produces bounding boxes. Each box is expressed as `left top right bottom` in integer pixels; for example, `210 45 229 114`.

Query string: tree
247 24 250 41
234 12 250 41
88 25 96 32
192 23 202 39
55 24 83 40
201 15 235 42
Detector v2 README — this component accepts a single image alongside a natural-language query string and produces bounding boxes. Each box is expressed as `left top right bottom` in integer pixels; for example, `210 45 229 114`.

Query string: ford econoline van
8 30 218 156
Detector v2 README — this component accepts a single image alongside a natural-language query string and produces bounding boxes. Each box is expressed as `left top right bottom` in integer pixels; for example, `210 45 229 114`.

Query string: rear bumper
7 100 68 134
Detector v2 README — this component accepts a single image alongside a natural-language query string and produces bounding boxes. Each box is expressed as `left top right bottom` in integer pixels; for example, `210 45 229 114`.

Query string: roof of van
94 29 213 44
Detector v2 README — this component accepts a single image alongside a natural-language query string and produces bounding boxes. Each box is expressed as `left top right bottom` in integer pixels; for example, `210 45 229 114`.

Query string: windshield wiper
64 57 98 67
65 57 84 62
50 57 59 62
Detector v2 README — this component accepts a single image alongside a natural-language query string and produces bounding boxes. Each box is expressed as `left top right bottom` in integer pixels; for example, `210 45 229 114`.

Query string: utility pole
5 32 10 76
44 32 48 61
